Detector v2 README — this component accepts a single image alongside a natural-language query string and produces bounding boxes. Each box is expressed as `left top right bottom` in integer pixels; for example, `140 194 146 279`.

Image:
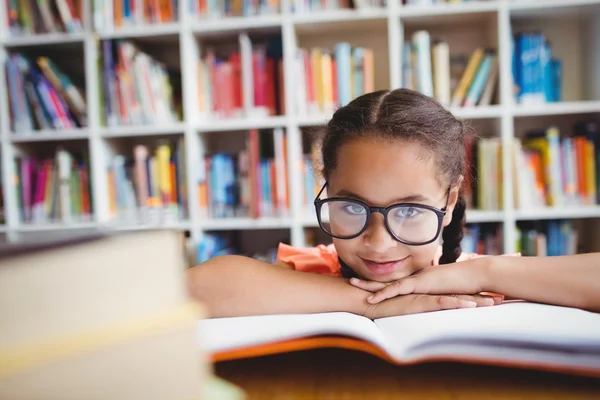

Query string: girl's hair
320 88 471 264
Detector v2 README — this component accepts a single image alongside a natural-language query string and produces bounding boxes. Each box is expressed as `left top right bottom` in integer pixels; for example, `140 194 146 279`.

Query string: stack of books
0 230 212 398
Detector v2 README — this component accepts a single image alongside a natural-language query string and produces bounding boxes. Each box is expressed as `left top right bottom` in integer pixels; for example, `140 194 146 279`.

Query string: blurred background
0 0 599 266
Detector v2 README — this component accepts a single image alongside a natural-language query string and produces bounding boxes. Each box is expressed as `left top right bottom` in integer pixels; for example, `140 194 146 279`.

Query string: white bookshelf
0 0 598 255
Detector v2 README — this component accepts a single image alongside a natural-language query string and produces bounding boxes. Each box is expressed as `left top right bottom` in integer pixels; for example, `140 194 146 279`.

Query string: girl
187 88 600 319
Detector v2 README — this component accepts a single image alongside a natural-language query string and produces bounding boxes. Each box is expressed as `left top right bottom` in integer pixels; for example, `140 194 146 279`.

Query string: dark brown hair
320 88 471 264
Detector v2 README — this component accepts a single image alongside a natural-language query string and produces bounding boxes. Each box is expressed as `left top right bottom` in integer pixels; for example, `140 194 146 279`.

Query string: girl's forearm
187 255 372 318
484 253 600 312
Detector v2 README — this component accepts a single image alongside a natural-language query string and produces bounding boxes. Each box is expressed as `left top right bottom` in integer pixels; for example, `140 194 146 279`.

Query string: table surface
215 348 600 400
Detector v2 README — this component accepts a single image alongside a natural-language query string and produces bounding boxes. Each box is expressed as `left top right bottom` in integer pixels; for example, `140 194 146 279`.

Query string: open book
197 301 600 378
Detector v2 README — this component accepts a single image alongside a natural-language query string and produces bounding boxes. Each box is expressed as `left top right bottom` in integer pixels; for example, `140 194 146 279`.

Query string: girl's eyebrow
334 189 430 204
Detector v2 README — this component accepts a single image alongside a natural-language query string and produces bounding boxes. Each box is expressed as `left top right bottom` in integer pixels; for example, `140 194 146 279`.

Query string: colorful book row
462 223 503 256
6 0 83 36
198 128 289 219
107 138 187 223
197 35 285 120
403 32 498 108
6 54 87 133
517 220 577 256
295 43 375 116
512 31 562 105
93 0 177 31
513 121 599 209
100 39 180 127
15 149 92 224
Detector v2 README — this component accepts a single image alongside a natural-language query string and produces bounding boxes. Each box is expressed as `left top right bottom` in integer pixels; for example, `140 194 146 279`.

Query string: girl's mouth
359 256 409 276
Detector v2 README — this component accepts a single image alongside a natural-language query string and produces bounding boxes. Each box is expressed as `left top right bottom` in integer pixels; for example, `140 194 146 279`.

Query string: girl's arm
353 253 600 312
186 255 495 318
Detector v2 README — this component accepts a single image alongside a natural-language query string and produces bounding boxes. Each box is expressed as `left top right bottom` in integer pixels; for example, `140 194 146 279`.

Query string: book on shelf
463 136 503 211
197 34 284 121
5 0 83 36
198 128 289 220
295 43 375 117
517 220 578 257
199 301 600 378
15 148 92 225
93 0 178 32
192 0 281 18
99 39 180 128
107 137 187 224
512 30 562 105
403 32 498 108
513 121 599 209
0 229 208 399
6 53 87 133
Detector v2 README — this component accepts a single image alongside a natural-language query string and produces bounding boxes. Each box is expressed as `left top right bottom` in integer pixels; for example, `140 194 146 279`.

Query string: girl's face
327 137 460 283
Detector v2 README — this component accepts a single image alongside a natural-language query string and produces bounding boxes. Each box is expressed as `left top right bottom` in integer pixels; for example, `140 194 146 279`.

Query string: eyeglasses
314 182 449 246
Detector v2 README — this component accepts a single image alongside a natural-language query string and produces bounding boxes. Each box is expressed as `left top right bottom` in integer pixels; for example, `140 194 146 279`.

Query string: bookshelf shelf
512 101 600 117
452 105 504 119
509 0 600 15
97 23 183 40
400 1 500 19
203 218 292 231
291 9 388 25
515 207 600 221
14 222 98 232
9 131 90 143
297 114 333 127
466 210 505 223
2 33 87 48
197 116 289 132
99 123 186 138
104 220 192 231
192 16 283 33
1 0 598 257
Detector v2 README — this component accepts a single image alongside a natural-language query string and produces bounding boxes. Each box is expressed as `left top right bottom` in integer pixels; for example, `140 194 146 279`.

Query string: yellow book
585 140 597 204
523 137 551 206
156 145 172 207
450 48 484 107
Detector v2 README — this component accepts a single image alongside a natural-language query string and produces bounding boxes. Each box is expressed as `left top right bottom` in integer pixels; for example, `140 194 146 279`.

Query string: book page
198 312 387 354
375 302 600 365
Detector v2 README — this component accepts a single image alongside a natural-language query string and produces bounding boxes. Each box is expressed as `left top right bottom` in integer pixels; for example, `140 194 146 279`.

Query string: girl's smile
359 255 410 277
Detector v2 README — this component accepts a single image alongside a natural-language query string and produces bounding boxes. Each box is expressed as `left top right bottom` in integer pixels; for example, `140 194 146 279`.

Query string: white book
197 302 600 378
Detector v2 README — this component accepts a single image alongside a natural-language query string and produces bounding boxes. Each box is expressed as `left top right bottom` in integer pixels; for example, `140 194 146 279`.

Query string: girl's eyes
394 207 421 218
343 204 367 215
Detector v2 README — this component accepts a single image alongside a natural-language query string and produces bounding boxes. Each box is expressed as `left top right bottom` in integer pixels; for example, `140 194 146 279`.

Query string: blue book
541 41 553 102
353 47 365 99
334 43 352 106
551 59 562 102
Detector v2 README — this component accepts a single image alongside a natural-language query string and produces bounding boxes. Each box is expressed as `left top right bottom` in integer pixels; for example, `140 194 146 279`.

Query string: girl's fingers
349 278 388 292
456 294 501 307
407 294 477 314
367 278 416 304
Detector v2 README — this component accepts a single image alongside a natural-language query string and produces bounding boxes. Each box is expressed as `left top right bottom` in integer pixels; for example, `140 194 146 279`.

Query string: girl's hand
351 257 497 304
363 292 496 319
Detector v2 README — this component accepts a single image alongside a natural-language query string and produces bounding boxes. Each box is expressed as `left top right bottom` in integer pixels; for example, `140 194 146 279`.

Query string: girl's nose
363 214 397 252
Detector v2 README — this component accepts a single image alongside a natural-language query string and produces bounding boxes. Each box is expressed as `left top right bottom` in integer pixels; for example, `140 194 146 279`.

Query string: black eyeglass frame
313 182 450 246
